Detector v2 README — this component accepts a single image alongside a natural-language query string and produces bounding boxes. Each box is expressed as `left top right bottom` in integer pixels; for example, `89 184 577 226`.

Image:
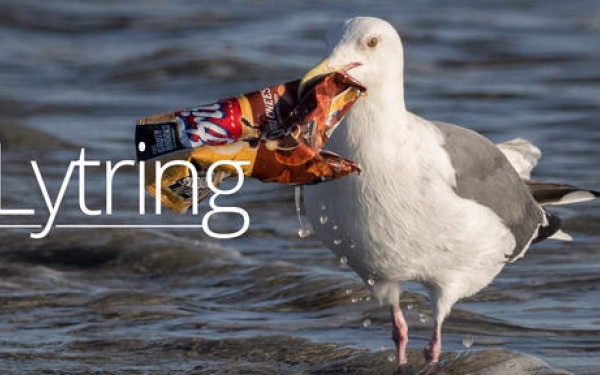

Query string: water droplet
362 319 372 327
419 313 428 323
339 256 348 265
333 239 342 245
294 187 312 239
367 278 375 286
297 228 311 238
319 214 328 224
463 335 474 348
406 304 413 310
350 243 356 249
321 204 326 211
345 288 353 295
332 225 339 230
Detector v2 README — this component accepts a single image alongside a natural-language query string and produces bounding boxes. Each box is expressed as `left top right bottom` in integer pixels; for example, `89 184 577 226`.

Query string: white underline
55 224 203 229
0 224 42 228
1 224 203 229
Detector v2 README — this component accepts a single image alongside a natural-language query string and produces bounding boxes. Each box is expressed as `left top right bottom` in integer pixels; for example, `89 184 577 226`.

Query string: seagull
299 17 599 366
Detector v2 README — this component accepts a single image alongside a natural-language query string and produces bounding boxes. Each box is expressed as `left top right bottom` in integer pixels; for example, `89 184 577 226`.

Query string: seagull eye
366 36 379 48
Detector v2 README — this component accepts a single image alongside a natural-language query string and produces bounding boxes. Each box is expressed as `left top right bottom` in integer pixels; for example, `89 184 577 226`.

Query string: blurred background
0 0 599 374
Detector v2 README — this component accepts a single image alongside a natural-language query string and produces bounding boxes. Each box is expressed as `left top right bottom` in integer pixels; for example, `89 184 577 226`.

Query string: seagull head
299 17 404 98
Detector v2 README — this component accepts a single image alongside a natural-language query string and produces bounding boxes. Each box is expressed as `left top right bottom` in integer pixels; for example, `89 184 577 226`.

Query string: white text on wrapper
0 143 250 239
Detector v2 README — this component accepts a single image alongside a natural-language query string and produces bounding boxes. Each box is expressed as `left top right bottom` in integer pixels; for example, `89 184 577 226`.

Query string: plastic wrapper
135 72 365 213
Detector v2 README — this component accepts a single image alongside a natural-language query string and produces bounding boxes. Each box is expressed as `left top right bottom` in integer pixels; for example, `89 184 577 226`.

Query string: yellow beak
298 58 337 98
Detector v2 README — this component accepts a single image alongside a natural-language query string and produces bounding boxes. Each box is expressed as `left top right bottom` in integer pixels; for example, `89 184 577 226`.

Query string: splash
295 186 312 238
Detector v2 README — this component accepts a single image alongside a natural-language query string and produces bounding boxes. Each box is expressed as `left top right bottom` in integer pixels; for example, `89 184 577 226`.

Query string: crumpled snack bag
136 72 365 213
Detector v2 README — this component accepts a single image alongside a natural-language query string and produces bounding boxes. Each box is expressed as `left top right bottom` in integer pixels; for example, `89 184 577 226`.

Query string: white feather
497 138 541 179
553 191 597 206
548 230 573 241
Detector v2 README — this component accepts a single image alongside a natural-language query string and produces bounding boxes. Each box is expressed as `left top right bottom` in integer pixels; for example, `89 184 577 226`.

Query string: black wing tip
532 210 562 245
587 189 600 199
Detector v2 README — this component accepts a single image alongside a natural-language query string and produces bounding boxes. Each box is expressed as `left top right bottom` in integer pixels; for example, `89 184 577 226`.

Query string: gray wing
432 121 544 261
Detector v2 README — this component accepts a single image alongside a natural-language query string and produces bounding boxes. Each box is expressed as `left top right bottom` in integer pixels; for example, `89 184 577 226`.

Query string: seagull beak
298 58 335 98
298 59 361 98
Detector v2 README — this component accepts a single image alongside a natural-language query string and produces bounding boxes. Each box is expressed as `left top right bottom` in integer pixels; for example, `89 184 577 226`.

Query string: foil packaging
136 72 365 213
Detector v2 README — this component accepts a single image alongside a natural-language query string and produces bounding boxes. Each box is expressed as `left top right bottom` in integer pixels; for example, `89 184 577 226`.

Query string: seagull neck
361 79 408 128
340 85 409 153
364 74 407 117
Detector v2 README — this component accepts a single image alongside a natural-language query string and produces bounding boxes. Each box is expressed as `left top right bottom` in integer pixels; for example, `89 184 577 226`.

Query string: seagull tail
497 138 541 179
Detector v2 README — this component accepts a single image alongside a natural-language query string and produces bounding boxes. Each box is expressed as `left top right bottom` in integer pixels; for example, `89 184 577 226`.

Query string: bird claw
423 342 440 364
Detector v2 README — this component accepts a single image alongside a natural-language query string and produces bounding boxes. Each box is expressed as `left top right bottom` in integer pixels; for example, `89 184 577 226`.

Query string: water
0 0 599 374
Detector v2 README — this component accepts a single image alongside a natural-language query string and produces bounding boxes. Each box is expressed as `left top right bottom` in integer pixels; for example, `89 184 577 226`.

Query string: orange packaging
135 72 365 213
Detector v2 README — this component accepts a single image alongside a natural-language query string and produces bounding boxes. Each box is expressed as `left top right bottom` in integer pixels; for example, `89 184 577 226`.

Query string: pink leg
391 305 409 365
423 320 442 363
